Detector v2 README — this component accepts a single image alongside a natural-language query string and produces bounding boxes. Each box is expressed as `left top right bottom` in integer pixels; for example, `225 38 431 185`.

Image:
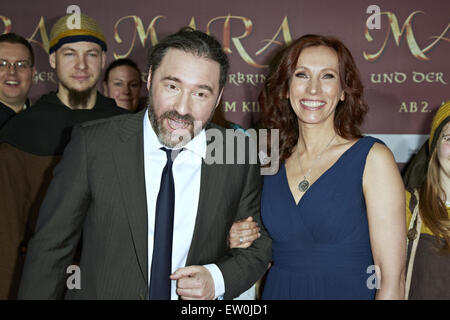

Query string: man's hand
170 265 215 300
228 216 261 248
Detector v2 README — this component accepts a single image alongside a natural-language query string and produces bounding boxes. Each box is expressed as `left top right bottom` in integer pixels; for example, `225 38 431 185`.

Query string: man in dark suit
18 27 271 300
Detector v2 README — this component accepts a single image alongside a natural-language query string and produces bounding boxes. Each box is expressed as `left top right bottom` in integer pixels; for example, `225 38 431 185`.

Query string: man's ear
101 51 106 69
146 67 152 90
49 52 56 69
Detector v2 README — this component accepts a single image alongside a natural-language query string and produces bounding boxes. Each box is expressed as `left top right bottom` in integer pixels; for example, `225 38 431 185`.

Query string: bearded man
0 13 127 299
17 27 271 300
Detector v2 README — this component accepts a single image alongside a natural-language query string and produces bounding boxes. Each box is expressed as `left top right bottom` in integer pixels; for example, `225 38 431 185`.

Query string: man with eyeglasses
0 14 127 299
0 33 35 128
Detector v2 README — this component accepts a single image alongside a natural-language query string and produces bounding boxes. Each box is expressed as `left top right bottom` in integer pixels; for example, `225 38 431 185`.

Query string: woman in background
403 101 450 299
103 58 142 112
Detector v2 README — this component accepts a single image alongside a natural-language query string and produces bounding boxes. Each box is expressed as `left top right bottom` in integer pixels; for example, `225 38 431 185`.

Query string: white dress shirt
143 109 225 299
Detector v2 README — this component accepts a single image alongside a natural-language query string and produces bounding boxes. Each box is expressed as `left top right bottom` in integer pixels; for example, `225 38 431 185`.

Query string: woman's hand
228 216 261 248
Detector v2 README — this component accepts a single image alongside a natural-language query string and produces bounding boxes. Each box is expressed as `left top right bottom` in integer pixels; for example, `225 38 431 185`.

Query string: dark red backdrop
1 0 449 163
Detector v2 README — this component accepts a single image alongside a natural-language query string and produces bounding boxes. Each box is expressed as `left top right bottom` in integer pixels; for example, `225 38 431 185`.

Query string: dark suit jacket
0 101 15 129
17 109 272 300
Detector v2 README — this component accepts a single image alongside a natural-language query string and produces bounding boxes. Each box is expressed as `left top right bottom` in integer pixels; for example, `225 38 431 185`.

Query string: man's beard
147 91 215 148
60 79 96 109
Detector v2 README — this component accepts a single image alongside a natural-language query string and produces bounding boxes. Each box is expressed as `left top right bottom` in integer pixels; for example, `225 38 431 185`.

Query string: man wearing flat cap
0 13 127 299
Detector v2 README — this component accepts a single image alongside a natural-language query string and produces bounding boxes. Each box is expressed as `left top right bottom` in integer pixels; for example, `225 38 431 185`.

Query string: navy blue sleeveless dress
261 136 383 300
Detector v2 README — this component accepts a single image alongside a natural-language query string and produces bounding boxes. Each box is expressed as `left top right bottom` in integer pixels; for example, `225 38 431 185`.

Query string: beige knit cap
49 13 107 53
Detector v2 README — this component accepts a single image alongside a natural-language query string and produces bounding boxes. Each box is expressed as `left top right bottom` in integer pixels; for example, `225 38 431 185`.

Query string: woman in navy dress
229 35 406 299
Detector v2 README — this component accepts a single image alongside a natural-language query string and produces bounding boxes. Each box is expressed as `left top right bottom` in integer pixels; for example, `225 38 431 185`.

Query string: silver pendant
298 178 309 192
407 228 417 240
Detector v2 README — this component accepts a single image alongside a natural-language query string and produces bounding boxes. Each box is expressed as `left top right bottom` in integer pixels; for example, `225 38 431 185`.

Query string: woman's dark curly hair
260 34 367 163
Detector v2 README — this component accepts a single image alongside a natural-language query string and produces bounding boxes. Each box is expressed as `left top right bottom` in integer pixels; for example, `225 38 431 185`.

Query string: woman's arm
363 142 406 300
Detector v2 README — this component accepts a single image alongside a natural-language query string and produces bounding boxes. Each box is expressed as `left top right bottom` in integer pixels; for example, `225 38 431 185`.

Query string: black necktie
149 147 181 300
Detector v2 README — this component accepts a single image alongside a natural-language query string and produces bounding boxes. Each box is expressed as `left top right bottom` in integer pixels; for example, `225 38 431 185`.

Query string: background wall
1 0 449 166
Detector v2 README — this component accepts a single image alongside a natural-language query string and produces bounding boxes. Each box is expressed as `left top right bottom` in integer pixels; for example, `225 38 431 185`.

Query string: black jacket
0 91 128 155
0 101 18 129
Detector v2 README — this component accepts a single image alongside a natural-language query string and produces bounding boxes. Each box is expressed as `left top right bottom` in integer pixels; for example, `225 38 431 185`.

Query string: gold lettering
423 24 450 54
228 73 266 86
399 102 408 112
28 16 50 53
383 73 393 84
188 17 196 29
370 73 381 83
252 101 260 112
399 101 433 113
114 15 165 59
435 72 447 84
38 72 46 81
394 72 407 83
241 101 260 112
242 101 251 112
207 14 264 68
246 74 255 85
33 71 56 84
412 72 425 83
364 11 450 61
0 16 12 34
228 74 238 85
256 16 292 56
225 101 236 112
237 72 245 84
47 71 56 84
257 74 266 83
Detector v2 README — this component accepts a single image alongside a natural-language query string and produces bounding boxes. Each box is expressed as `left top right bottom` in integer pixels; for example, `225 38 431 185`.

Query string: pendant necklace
298 134 336 193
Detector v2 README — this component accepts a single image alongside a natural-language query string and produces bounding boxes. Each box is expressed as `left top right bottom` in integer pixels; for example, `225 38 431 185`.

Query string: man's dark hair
0 33 35 67
104 58 142 84
148 27 229 90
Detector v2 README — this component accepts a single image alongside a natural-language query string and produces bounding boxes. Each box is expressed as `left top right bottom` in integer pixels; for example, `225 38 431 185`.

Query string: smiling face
147 48 222 148
0 42 35 109
104 65 141 112
50 41 105 99
288 45 345 127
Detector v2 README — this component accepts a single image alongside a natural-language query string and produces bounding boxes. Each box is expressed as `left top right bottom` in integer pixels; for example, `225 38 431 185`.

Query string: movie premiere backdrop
1 0 449 167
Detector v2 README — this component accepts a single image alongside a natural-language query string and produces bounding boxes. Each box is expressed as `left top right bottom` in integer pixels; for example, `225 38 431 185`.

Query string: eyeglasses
0 60 32 72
